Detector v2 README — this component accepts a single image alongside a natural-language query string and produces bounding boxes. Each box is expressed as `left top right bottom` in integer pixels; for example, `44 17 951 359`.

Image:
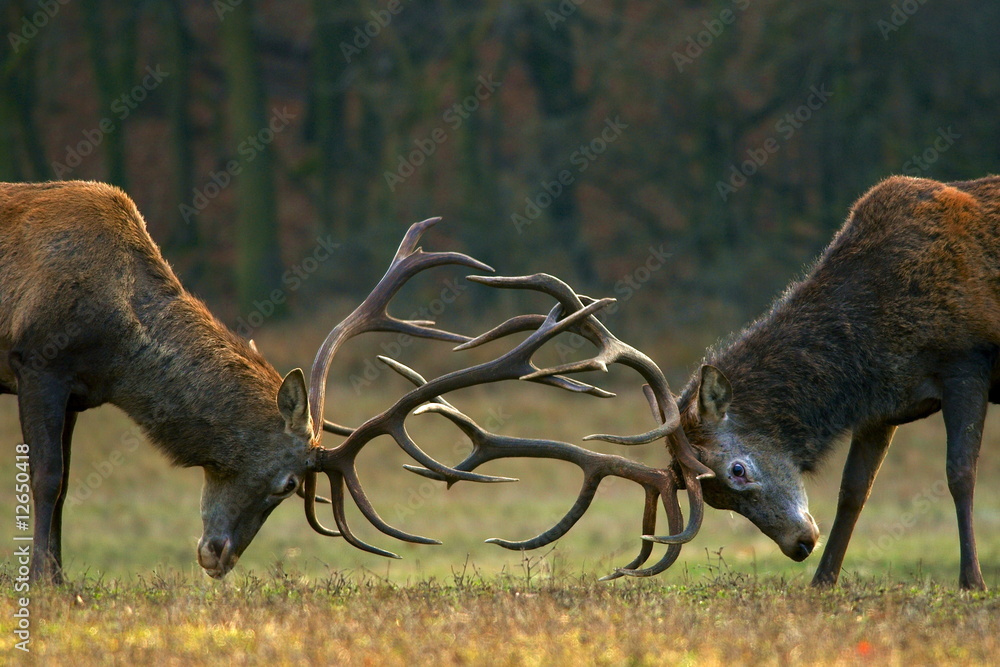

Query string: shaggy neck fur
114 287 283 472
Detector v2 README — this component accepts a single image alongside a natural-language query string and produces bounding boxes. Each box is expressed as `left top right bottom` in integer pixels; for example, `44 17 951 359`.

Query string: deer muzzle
777 511 819 562
197 535 239 579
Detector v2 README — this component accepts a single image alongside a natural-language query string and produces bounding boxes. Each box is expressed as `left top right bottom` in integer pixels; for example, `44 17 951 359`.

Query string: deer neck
113 293 282 467
703 302 883 468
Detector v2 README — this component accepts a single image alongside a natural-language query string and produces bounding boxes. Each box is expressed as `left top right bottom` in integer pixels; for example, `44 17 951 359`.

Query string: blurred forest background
2 0 1000 354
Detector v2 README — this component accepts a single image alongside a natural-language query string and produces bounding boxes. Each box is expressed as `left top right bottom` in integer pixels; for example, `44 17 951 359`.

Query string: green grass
2 567 999 664
1 326 1000 663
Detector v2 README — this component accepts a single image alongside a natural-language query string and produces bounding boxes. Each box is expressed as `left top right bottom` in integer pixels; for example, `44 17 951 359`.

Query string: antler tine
304 222 708 570
454 313 614 397
307 297 616 557
340 466 442 545
608 480 686 579
297 478 332 505
325 471 402 559
322 420 355 436
464 272 709 464
376 355 457 411
303 472 340 535
598 488 660 581
307 217 493 438
640 448 705 545
408 402 683 569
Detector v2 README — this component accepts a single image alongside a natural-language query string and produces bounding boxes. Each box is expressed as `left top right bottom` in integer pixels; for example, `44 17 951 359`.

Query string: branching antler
303 219 713 576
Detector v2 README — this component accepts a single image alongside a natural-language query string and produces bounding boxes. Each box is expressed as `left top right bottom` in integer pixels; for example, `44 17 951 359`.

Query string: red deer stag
644 174 999 590
1 180 708 582
420 175 1000 590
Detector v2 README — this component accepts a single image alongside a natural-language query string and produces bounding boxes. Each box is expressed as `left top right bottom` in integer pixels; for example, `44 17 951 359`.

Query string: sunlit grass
1 566 998 665
2 323 1000 662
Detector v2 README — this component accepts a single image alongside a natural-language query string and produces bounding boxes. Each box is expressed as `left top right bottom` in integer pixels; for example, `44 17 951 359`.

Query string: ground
1 328 999 663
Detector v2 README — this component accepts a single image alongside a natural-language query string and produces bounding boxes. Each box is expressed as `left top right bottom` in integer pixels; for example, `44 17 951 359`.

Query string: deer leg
942 377 988 591
811 423 895 587
48 410 77 572
13 366 71 584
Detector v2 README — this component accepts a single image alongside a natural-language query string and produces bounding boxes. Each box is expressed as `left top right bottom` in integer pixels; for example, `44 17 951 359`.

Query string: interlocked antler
397 274 712 578
304 219 713 576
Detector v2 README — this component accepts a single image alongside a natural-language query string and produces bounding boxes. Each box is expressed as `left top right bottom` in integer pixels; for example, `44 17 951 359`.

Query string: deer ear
278 368 312 438
698 365 731 423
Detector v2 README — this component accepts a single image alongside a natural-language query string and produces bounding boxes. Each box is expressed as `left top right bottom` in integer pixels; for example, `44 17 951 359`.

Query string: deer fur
677 174 1000 589
0 181 314 581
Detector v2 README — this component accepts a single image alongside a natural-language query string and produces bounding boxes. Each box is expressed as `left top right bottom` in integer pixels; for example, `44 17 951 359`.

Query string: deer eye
277 476 298 497
730 462 746 479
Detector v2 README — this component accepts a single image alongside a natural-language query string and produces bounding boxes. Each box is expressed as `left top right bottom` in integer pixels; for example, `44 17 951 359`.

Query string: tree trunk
79 0 137 189
521 4 595 285
220 0 285 316
161 0 198 257
311 0 356 235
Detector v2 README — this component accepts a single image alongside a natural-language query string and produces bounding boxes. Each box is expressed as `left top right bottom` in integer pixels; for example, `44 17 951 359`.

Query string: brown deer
435 175 1000 590
645 174 1000 590
1 180 710 582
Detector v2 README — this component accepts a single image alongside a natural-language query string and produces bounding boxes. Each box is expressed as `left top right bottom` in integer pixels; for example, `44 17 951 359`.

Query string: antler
303 219 713 576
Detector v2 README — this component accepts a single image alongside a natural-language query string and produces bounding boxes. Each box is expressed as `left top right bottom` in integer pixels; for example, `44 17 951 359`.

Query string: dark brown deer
652 174 1000 590
1 180 709 582
446 175 1000 590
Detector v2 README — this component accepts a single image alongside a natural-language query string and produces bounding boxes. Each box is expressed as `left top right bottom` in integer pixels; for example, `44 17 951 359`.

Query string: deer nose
206 537 229 559
793 539 815 561
197 536 236 578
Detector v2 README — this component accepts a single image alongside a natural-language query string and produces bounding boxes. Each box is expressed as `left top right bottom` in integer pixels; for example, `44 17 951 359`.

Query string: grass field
1 325 999 663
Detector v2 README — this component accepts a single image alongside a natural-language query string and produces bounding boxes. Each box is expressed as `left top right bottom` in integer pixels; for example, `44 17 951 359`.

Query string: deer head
671 364 820 562
195 367 316 579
